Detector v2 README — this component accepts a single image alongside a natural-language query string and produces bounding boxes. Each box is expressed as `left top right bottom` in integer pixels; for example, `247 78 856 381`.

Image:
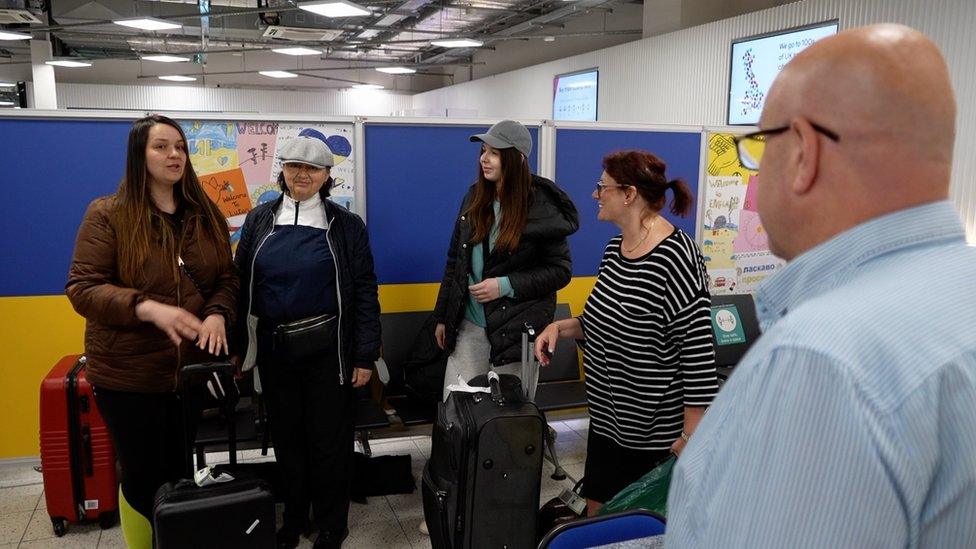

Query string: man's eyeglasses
595 181 629 197
733 122 840 170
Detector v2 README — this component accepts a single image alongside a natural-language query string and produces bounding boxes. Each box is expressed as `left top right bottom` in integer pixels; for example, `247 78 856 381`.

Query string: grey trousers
441 319 523 401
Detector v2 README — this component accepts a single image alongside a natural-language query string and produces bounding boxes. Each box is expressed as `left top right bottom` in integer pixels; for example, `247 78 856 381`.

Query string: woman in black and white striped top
535 150 717 515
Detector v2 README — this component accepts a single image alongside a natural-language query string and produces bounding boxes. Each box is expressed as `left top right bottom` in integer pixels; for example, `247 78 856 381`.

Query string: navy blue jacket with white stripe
234 187 381 381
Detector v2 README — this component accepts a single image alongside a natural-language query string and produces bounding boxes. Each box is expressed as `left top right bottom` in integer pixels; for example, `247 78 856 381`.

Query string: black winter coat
234 191 381 383
433 175 579 366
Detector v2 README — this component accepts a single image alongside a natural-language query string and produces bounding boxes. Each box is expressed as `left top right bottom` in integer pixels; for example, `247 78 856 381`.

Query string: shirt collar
282 191 323 209
754 200 966 327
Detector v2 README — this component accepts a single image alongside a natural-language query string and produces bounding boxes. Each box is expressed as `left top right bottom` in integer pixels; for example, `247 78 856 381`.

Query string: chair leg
544 425 568 481
195 445 207 469
357 430 372 457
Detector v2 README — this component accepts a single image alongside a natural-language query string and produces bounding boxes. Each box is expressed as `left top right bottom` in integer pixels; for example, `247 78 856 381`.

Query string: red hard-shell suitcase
39 355 119 536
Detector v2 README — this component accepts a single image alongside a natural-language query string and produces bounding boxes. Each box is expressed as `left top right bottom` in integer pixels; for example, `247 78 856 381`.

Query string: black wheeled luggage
422 371 545 549
152 362 276 549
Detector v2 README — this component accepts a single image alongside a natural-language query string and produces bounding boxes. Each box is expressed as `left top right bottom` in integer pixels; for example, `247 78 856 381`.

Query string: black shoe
312 528 349 549
276 527 301 549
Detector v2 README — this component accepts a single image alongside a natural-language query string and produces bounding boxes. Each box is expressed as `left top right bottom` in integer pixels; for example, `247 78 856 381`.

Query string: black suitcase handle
179 362 238 476
180 361 235 384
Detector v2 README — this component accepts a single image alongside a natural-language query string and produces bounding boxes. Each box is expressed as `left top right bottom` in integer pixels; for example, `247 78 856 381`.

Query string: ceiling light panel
0 30 30 41
259 70 299 78
142 55 190 62
375 66 416 74
431 38 484 48
298 0 370 18
45 59 92 67
159 75 197 81
352 84 383 90
114 17 182 31
272 47 322 56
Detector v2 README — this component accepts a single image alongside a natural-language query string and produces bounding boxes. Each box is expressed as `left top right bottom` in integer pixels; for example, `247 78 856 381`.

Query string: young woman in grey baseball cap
433 119 580 400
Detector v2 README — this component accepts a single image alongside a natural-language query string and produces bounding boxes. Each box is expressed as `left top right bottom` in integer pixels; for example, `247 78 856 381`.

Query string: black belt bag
273 313 338 363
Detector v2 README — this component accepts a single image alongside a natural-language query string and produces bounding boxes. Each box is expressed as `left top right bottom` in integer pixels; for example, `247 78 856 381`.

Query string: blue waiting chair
538 509 666 549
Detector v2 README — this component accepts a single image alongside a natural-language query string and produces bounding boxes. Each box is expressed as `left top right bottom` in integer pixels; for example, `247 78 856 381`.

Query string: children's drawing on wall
702 132 784 295
182 120 357 252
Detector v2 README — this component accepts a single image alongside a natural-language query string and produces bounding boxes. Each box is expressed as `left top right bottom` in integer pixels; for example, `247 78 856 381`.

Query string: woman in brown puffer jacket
66 114 238 536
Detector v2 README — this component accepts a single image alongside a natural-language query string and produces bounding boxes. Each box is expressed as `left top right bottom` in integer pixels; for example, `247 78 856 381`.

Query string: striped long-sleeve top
580 228 718 451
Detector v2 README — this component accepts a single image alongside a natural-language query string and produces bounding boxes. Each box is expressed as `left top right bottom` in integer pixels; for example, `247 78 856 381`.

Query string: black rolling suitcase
152 362 276 549
422 371 545 549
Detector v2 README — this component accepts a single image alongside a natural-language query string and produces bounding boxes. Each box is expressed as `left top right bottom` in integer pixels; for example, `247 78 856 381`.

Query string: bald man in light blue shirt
667 24 976 548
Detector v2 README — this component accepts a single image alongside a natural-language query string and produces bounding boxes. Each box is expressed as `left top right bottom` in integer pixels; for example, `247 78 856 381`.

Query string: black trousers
258 330 355 535
93 386 198 521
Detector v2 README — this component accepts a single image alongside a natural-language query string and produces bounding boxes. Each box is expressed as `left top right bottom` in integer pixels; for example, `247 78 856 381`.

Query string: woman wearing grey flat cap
233 136 380 549
433 119 580 399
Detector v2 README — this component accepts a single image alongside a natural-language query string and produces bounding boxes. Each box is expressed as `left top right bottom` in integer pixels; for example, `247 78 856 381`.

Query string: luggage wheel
52 518 68 537
99 511 118 530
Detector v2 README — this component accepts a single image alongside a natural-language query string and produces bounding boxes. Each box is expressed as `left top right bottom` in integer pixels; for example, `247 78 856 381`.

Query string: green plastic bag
598 455 676 517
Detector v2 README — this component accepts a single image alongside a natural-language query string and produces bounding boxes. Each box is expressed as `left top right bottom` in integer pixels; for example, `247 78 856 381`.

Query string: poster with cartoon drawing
701 131 784 294
181 120 356 252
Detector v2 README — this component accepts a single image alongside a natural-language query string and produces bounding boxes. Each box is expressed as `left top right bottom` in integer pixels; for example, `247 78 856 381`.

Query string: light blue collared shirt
667 201 976 549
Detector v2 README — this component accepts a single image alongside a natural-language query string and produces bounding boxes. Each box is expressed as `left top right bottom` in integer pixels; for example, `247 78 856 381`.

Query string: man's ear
791 118 821 196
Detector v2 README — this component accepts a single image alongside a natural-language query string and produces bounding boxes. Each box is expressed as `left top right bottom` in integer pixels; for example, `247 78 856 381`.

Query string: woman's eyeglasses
595 181 628 197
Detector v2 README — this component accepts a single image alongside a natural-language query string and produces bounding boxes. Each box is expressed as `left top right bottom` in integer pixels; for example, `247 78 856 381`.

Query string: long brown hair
115 114 231 285
602 150 694 218
466 146 532 252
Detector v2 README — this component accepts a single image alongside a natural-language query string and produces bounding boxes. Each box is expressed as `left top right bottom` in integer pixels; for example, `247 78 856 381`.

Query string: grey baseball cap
470 120 533 158
277 136 335 168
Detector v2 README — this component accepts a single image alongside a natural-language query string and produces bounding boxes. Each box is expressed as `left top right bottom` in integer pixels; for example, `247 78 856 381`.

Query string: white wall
50 82 414 116
412 0 976 241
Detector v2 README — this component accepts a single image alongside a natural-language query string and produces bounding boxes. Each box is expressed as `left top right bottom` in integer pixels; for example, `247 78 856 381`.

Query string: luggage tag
558 486 587 515
193 465 235 487
446 375 491 395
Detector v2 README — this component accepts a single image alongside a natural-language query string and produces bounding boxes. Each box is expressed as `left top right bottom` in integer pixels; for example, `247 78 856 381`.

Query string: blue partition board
555 128 702 276
366 124 539 284
0 118 130 296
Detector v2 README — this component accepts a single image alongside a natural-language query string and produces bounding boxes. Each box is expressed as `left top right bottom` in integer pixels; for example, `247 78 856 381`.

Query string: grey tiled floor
0 415 589 548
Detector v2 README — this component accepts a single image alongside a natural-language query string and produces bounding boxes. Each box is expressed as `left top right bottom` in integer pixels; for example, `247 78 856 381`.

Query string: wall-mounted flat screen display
728 21 838 125
553 69 598 122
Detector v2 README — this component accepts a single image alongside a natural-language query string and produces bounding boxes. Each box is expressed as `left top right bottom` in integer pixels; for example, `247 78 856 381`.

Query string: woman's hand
535 322 560 366
352 367 373 388
468 278 500 303
136 299 203 346
197 314 228 356
670 433 688 456
435 323 447 350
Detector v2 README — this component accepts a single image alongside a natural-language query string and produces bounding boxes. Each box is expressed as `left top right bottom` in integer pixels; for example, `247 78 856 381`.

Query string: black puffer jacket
434 175 579 366
234 190 381 382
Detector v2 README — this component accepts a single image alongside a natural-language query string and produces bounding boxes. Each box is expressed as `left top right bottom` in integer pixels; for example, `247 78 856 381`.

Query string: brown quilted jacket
66 197 239 393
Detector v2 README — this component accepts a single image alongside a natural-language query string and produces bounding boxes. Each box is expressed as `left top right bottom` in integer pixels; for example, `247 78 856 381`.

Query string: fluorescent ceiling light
114 17 182 31
430 38 483 48
352 84 383 90
0 30 31 41
158 75 197 82
45 59 92 67
0 100 15 106
299 0 370 18
142 54 190 63
259 70 298 78
375 66 415 74
0 82 17 88
272 47 322 56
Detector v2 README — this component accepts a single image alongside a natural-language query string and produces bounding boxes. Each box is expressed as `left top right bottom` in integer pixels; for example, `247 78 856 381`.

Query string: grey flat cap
277 136 334 168
470 120 532 158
